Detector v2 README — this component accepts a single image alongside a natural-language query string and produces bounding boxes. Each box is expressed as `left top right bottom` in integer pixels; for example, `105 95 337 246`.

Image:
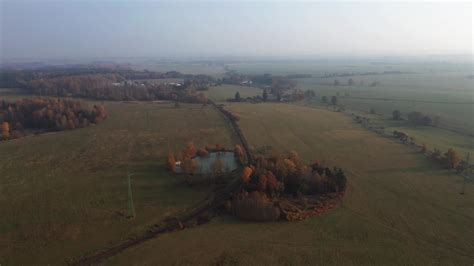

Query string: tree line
0 65 214 87
392 130 470 172
25 74 211 103
1 67 214 103
0 97 107 140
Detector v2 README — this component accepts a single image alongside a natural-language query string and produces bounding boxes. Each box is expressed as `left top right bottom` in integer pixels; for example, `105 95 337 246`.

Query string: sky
0 1 472 60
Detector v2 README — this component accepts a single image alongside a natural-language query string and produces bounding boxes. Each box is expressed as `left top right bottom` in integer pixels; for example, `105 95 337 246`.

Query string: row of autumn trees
0 97 106 140
392 130 469 172
424 145 468 172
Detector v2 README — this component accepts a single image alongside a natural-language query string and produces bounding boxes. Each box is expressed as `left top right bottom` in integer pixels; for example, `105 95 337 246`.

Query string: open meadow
204 84 262 102
104 103 474 265
0 99 238 264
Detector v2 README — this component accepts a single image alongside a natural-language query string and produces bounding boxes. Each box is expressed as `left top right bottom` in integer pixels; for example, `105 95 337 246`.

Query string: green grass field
104 103 474 265
205 84 262 102
229 61 474 135
0 100 238 265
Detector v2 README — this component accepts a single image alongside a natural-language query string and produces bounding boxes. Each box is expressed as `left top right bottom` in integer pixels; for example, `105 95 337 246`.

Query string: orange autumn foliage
182 142 197 159
257 174 268 192
2 122 10 140
182 158 199 174
266 171 280 193
241 166 253 183
167 152 176 172
234 144 245 164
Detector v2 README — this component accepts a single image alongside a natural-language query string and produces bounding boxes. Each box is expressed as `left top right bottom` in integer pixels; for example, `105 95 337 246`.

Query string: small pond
175 151 238 174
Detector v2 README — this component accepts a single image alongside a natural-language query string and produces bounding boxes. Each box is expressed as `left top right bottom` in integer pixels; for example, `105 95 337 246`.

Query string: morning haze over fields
0 1 473 265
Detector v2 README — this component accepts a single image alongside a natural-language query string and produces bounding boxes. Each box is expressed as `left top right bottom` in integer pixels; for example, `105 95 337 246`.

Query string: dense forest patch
0 97 107 140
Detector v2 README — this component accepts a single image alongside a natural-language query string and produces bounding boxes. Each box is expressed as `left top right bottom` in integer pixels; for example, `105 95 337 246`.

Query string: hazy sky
0 1 472 60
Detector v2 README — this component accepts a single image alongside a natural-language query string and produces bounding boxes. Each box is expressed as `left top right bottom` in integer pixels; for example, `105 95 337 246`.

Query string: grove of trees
241 151 347 196
0 97 107 140
392 110 402 120
407 111 433 126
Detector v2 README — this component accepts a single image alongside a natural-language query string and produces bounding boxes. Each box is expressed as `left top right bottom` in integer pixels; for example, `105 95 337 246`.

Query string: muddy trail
70 101 253 265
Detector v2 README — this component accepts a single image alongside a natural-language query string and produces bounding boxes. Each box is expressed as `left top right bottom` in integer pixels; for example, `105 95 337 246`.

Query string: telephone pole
127 172 136 218
146 110 149 130
461 153 470 195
